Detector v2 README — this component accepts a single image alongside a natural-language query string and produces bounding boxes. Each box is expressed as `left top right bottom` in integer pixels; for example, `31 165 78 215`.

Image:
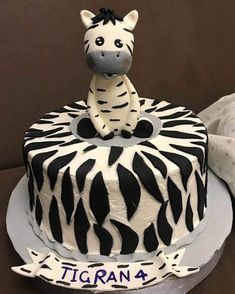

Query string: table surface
1 166 234 294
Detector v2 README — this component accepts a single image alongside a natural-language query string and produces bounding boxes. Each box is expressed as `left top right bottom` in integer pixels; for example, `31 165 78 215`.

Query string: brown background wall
1 0 235 169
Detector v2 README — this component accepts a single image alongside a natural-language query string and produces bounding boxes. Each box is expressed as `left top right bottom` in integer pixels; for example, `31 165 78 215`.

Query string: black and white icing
23 97 208 261
80 9 141 138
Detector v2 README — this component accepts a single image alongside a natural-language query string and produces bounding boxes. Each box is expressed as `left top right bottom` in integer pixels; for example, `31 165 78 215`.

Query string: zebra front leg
121 76 140 138
87 76 114 139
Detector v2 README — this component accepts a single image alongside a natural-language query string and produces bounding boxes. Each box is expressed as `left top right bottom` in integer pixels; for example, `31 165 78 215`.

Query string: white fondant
123 10 139 31
80 10 95 29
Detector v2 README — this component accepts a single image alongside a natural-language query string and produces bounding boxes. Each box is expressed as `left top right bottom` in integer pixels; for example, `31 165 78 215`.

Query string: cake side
23 98 208 261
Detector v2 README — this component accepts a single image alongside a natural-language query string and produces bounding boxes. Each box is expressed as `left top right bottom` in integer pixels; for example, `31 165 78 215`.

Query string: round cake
23 97 208 261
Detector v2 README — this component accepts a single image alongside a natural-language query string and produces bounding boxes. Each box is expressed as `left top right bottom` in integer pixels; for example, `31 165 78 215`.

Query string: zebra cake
23 96 208 261
21 8 208 289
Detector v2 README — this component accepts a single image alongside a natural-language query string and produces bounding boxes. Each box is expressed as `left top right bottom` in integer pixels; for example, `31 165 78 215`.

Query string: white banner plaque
12 248 198 291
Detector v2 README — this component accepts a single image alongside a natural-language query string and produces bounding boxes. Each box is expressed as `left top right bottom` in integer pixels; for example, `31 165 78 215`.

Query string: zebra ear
80 10 95 29
123 10 139 31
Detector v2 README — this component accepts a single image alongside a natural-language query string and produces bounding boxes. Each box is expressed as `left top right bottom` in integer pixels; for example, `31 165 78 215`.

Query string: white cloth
198 93 235 198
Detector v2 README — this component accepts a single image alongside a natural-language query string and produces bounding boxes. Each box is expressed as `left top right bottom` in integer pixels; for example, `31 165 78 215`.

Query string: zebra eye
95 37 104 46
114 39 123 48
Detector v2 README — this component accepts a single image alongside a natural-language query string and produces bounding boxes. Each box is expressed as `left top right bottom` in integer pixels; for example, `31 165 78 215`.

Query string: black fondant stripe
157 201 173 246
117 164 141 220
159 150 192 191
97 100 108 105
56 280 71 286
112 285 128 289
93 224 113 256
49 196 63 243
123 27 132 33
23 141 64 168
60 138 83 147
163 120 197 128
90 172 110 225
82 284 98 289
61 167 74 224
117 91 127 97
158 110 190 120
117 264 129 268
61 262 76 267
191 141 208 172
68 113 78 118
83 145 97 152
167 177 183 224
133 153 164 203
140 99 145 106
141 151 167 178
185 194 194 232
162 272 172 278
28 168 34 211
108 146 123 166
112 102 129 109
67 102 87 110
76 159 96 192
195 171 206 220
144 223 159 252
48 151 77 190
142 277 157 286
36 120 54 124
126 44 133 56
156 103 178 112
31 150 57 191
46 131 72 138
158 263 166 270
116 80 124 87
159 130 203 140
26 127 63 139
53 122 71 126
145 106 157 113
74 198 90 254
42 114 59 119
151 99 160 106
54 107 78 113
35 196 43 227
40 264 52 270
170 144 204 173
139 140 158 151
20 268 31 273
110 219 139 254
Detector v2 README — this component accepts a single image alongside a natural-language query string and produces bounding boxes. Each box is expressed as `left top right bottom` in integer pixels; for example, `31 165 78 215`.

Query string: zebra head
80 8 138 79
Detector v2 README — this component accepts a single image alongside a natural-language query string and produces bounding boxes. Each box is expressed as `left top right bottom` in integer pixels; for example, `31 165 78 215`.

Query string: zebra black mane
91 8 123 25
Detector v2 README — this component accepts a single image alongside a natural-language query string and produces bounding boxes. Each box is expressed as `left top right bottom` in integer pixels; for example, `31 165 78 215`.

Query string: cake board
6 169 233 293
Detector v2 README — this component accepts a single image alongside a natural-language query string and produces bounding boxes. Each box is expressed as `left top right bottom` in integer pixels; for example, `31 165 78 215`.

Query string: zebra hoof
121 130 132 138
77 118 97 138
133 119 153 138
103 132 114 140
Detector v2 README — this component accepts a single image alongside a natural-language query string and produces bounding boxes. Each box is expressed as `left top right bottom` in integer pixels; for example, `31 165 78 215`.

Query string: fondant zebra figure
79 8 153 140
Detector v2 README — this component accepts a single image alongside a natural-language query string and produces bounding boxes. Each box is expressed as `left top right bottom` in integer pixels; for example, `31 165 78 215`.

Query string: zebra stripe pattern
24 98 207 259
